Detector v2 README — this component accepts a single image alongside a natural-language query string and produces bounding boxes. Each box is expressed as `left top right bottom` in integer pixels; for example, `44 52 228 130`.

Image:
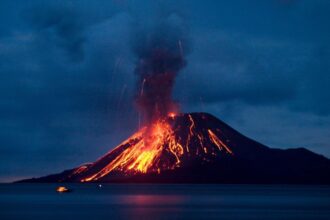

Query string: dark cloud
0 6 137 181
176 31 300 107
27 6 86 62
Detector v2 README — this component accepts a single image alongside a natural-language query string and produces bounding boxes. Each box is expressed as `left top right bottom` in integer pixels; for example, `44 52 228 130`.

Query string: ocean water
0 184 330 220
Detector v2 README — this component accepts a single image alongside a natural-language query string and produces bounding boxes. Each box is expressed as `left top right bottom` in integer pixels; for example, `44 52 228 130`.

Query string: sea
1 184 330 220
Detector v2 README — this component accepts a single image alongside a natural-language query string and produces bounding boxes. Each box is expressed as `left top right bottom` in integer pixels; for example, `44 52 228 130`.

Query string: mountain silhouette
19 113 330 184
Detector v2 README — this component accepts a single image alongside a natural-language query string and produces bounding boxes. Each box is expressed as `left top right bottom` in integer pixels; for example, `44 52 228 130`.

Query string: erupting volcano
51 112 235 182
21 112 330 184
19 23 330 184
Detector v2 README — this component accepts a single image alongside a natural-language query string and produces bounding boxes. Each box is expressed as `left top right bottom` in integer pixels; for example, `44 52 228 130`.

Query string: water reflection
120 194 188 205
117 194 189 219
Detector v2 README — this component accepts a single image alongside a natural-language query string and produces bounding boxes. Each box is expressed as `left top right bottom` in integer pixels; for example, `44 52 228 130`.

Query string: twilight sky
0 0 330 182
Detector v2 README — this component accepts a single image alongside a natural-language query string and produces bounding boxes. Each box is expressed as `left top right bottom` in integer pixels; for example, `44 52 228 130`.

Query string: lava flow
81 118 184 182
62 113 234 182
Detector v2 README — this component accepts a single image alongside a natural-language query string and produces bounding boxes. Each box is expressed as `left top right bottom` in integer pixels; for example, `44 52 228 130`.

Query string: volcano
20 112 330 184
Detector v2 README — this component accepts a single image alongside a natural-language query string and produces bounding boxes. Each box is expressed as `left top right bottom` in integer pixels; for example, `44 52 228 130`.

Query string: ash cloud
132 15 190 123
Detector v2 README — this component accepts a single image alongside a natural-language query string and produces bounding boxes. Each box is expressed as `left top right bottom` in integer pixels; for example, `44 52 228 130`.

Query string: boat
56 186 72 193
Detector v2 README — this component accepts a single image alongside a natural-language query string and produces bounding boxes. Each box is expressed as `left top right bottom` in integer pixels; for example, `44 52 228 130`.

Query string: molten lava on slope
19 112 330 184
59 113 234 182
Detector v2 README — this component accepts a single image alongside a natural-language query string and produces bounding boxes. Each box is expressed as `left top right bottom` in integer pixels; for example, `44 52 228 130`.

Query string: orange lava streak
72 165 89 175
188 114 195 136
168 137 184 165
208 129 233 155
185 114 196 153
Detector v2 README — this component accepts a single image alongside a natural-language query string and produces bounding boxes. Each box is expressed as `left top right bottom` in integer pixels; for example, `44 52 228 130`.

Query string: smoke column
132 18 189 124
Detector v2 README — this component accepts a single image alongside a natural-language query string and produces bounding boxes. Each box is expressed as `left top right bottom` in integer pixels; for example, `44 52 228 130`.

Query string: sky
0 0 329 182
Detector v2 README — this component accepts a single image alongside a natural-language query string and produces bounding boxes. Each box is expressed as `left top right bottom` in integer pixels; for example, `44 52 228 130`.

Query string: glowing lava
74 113 233 183
81 120 183 182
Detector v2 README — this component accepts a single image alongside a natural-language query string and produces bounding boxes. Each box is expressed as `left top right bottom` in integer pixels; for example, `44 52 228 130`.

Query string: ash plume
132 17 189 124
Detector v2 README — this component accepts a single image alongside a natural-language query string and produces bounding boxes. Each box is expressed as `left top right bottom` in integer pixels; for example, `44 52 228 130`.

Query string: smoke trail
132 16 189 123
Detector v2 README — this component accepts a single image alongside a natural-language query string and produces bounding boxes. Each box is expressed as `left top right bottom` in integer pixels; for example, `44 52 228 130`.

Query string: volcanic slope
20 113 330 184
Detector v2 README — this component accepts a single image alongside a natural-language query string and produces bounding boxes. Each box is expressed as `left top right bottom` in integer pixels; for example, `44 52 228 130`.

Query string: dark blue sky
1 0 330 182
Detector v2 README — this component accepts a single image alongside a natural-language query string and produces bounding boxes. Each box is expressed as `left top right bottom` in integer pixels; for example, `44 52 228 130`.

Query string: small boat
56 186 72 193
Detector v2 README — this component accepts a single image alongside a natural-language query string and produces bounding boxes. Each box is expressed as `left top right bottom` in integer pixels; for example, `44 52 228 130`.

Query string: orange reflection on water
119 194 187 206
